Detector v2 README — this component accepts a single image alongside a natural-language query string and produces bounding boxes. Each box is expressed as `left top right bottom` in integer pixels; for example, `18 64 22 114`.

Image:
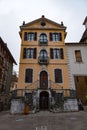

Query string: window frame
25 68 33 83
27 33 35 41
54 68 63 83
50 32 62 41
50 48 64 59
24 32 37 41
75 50 82 62
39 50 48 58
23 48 37 59
39 33 48 45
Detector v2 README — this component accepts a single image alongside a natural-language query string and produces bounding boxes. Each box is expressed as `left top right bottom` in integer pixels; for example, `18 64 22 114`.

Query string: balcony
38 56 49 65
39 39 48 45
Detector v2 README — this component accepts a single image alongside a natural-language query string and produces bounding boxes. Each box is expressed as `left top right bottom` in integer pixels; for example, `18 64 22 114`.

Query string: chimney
23 21 25 25
42 15 45 18
83 16 87 29
61 21 64 26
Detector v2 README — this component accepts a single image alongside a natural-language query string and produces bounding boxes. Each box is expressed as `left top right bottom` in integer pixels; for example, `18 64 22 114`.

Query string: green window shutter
34 32 37 41
23 48 26 58
59 33 62 41
34 48 37 58
50 48 53 59
49 33 52 41
24 32 27 41
60 48 64 59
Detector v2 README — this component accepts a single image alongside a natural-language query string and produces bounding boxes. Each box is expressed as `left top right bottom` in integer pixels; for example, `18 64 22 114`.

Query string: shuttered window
49 33 62 41
24 32 37 41
50 48 64 59
55 69 62 83
25 69 33 83
23 48 37 59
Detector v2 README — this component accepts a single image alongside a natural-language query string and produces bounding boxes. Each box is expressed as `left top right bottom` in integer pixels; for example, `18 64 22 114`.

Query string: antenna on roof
23 21 25 25
42 15 45 18
61 21 64 26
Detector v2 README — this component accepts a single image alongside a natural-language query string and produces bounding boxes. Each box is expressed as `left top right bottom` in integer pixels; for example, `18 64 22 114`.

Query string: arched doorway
39 91 49 110
40 71 48 89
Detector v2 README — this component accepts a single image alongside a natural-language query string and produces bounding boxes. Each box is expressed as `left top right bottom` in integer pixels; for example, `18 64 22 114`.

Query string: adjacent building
66 42 87 104
0 37 17 110
66 16 87 104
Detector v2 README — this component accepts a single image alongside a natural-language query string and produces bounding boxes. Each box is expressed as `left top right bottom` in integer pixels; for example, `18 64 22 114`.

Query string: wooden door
40 71 48 89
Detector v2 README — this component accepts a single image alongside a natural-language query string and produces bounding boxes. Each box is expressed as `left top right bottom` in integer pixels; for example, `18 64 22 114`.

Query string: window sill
75 61 84 64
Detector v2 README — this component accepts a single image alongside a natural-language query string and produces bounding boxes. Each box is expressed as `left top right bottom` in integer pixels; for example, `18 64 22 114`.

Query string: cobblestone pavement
0 107 87 130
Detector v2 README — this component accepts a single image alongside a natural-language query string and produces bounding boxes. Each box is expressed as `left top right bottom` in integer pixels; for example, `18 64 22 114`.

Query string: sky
0 0 87 73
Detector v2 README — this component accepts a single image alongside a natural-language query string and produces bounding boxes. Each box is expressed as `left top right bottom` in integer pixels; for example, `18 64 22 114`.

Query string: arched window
39 33 48 44
40 50 47 58
38 50 49 64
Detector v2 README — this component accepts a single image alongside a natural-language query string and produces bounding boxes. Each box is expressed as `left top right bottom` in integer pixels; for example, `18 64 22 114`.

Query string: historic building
66 16 87 104
0 37 16 110
18 15 72 111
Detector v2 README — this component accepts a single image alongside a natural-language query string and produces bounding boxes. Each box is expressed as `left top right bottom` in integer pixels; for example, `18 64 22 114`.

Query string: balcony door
40 71 48 89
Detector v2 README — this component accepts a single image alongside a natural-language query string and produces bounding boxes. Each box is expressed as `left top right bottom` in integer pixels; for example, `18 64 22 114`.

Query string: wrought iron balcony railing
10 79 76 99
38 56 49 65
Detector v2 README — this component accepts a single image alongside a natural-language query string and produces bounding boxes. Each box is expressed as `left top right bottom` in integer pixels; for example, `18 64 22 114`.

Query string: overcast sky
0 0 87 73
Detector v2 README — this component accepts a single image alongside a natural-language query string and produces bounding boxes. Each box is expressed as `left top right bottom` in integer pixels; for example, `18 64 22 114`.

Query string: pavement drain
36 126 47 130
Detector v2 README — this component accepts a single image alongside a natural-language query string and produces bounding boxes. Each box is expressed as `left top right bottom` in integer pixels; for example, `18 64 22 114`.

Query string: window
38 50 49 64
75 50 82 62
50 33 62 41
26 49 34 58
55 69 62 83
50 48 64 59
24 32 37 41
25 69 33 83
23 48 36 59
40 50 47 58
39 33 48 44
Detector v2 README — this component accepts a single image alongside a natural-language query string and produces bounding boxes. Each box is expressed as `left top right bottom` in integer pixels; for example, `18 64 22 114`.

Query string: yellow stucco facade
18 16 70 90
